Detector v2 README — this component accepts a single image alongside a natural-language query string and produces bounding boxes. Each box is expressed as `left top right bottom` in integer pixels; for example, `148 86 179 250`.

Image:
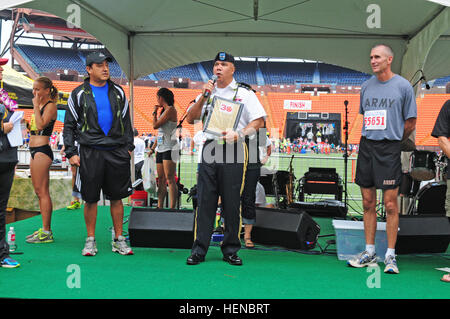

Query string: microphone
421 72 431 90
203 75 218 98
344 100 348 107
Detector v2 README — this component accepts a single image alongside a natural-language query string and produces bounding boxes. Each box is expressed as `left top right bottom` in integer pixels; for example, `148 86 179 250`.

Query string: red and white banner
283 100 312 110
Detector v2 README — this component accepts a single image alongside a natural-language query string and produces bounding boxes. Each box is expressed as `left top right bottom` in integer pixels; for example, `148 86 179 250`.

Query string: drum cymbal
410 168 435 181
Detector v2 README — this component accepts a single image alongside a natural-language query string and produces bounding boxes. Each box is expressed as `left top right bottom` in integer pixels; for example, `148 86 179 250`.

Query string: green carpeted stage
1 206 449 299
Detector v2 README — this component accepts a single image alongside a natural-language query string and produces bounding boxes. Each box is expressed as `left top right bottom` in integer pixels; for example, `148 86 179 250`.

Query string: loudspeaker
396 215 450 254
288 200 347 218
128 207 194 249
252 207 321 250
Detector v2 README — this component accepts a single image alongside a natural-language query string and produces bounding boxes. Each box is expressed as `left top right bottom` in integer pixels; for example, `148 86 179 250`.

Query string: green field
3 206 449 299
166 152 369 214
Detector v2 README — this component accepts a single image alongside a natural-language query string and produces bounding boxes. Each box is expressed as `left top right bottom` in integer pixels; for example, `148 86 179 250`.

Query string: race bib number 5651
364 110 386 130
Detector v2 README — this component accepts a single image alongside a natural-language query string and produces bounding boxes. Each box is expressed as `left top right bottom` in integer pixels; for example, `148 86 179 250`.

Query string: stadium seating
319 63 371 86
433 76 450 87
18 45 126 78
151 64 203 82
259 62 315 85
18 44 86 74
16 44 450 88
415 94 449 146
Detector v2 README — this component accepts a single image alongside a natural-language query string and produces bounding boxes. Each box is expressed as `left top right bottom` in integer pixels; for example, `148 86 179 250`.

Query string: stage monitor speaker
252 207 321 250
288 200 347 218
128 207 194 249
396 215 450 254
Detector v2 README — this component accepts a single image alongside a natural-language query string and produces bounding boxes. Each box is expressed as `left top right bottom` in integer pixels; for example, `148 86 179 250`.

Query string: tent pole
129 32 136 188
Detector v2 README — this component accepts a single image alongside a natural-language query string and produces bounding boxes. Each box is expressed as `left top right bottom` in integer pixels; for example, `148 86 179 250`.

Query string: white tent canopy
3 0 449 84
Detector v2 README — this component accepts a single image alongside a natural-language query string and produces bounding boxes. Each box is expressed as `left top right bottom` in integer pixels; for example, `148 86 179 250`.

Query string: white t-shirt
134 137 146 164
193 78 267 141
255 182 267 207
259 135 272 161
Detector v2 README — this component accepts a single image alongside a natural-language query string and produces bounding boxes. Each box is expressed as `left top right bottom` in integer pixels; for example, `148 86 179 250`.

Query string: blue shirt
359 74 417 141
90 83 113 135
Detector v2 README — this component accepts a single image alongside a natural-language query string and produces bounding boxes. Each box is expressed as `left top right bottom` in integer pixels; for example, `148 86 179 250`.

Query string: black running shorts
79 145 132 203
30 144 54 161
156 150 173 164
355 136 402 190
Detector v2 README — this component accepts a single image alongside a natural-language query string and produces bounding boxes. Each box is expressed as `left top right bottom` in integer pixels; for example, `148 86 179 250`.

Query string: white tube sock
365 244 375 256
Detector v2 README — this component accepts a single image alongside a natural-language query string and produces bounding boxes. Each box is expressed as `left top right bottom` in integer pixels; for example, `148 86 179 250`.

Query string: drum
399 172 421 197
415 181 447 216
409 150 436 181
259 170 292 196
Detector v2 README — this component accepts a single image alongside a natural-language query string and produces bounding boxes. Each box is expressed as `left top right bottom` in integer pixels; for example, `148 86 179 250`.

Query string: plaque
203 96 243 137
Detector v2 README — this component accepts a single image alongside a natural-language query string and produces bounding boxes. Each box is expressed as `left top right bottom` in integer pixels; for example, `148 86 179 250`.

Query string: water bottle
61 154 67 169
7 227 16 252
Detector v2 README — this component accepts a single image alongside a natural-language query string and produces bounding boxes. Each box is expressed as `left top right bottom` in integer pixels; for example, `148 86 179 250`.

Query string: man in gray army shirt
348 44 417 274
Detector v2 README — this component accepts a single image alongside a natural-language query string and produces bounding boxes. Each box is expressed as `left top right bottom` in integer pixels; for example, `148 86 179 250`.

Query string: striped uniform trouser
191 140 248 257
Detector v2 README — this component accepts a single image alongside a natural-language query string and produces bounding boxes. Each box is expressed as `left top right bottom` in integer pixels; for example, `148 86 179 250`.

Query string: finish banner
283 100 312 111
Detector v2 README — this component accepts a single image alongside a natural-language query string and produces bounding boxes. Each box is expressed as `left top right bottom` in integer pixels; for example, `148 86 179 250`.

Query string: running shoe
347 250 378 268
26 229 40 239
112 235 134 255
26 228 54 243
384 255 399 274
1 257 20 268
67 200 81 210
82 237 98 256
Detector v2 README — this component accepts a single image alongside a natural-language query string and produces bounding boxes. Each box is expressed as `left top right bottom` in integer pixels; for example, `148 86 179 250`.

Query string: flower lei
0 88 18 111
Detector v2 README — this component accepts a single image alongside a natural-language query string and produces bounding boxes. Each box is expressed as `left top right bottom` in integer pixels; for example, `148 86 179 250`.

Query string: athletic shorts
30 144 54 161
355 136 401 190
79 144 132 203
156 150 172 164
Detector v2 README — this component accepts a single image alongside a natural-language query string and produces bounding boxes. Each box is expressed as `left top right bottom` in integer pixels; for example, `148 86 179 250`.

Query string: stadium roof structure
3 0 449 99
3 0 448 81
17 8 97 40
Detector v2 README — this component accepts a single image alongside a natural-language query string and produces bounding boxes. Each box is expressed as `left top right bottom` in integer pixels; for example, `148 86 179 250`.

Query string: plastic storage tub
332 220 390 261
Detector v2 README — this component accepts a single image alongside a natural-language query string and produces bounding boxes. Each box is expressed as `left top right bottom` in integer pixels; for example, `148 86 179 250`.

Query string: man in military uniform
186 52 266 265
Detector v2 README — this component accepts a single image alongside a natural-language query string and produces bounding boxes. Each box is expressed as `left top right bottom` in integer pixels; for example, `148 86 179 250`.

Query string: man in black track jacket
64 51 134 257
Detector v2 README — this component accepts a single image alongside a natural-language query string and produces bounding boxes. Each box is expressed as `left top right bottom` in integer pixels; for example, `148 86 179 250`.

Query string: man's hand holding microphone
202 75 217 100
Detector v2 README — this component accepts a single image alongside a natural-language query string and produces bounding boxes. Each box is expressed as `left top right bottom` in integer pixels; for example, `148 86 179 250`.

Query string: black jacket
63 78 134 159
